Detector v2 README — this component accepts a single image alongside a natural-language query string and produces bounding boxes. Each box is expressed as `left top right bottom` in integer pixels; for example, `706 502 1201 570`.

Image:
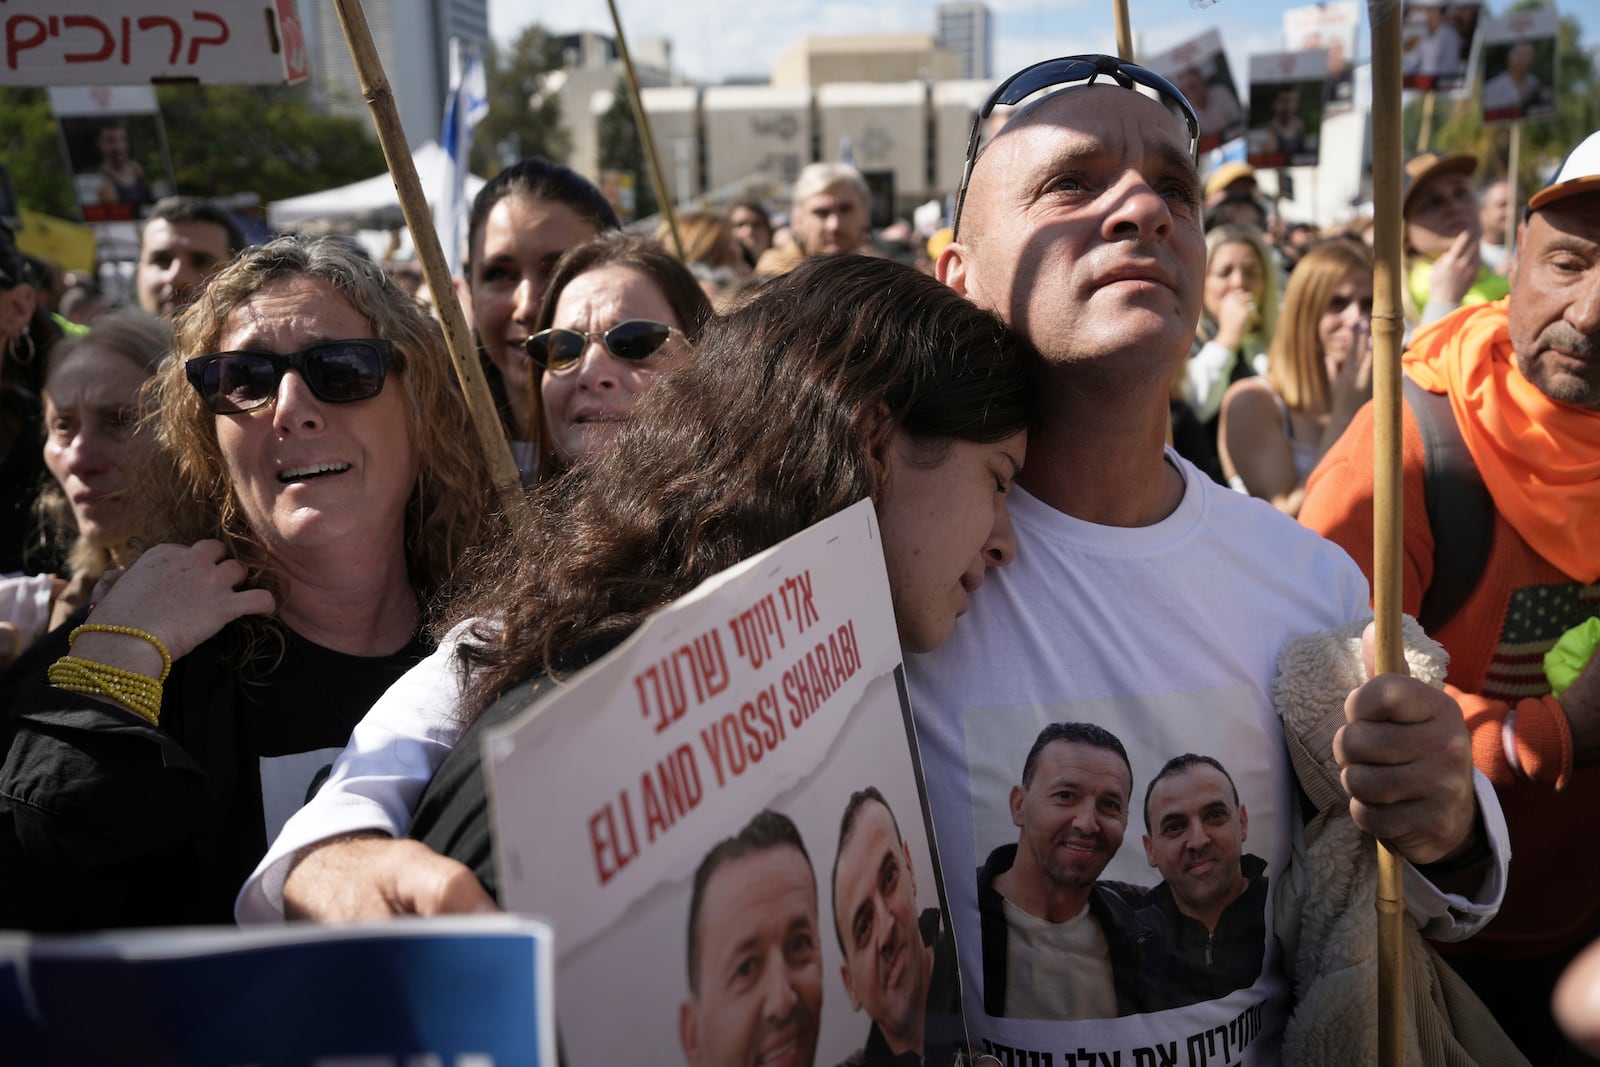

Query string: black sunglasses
523 320 688 371
951 54 1202 240
184 338 395 414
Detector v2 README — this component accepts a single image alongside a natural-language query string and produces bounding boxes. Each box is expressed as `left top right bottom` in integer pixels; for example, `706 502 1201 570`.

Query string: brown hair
1267 238 1371 414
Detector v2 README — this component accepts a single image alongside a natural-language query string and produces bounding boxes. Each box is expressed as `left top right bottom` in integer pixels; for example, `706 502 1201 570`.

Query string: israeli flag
436 38 488 278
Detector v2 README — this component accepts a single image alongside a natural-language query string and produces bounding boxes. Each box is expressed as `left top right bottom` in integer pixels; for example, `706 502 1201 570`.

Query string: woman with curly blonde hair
0 234 506 931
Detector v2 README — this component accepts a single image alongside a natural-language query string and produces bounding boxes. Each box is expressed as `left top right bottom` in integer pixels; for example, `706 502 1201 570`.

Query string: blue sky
490 0 1593 95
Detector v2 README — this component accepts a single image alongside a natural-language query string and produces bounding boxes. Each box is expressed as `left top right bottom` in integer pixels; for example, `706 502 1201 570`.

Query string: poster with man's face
48 86 173 225
1246 51 1328 169
1146 30 1247 154
486 501 964 1067
1478 8 1559 125
1401 0 1482 94
1284 1 1359 116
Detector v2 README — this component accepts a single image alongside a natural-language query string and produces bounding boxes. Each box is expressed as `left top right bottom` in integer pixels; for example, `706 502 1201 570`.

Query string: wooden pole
604 0 683 257
1112 0 1135 61
329 0 522 504
1366 1 1409 1064
1505 120 1523 253
1418 88 1436 151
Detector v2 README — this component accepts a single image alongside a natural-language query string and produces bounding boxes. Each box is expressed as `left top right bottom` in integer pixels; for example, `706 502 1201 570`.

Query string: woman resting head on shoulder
410 253 1039 897
521 232 715 478
0 234 505 931
1219 238 1373 516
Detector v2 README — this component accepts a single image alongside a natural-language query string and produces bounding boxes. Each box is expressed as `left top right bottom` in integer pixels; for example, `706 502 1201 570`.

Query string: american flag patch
1484 582 1600 700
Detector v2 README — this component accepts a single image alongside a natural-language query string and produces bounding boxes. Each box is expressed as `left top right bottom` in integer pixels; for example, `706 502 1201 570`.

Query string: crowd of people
1 51 1598 1065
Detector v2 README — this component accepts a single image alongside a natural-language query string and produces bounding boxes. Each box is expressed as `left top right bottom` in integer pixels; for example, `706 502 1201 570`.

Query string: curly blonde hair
150 235 506 642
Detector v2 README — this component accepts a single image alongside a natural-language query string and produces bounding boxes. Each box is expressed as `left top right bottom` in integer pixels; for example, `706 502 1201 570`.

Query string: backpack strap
1402 374 1494 634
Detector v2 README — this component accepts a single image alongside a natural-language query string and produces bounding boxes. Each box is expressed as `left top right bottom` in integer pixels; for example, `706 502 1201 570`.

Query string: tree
473 25 570 173
1411 8 1599 191
156 84 386 202
0 88 84 218
597 74 657 221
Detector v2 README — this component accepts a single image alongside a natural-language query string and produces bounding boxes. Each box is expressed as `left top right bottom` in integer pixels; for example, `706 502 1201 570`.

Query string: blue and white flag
436 38 488 277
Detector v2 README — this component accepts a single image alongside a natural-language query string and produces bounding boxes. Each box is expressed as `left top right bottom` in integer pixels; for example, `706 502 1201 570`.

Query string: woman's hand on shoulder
72 540 277 670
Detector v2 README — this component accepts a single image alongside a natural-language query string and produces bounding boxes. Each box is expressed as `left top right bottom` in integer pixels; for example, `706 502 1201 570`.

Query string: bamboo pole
1113 0 1135 61
329 0 522 504
1367 0 1409 1064
604 0 683 257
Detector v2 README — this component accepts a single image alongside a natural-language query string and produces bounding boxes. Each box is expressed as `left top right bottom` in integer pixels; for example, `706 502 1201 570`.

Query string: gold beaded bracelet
69 623 172 680
48 655 164 725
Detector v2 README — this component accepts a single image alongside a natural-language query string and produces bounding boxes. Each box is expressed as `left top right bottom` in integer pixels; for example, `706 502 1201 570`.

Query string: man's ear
680 998 701 1065
1143 834 1157 868
842 961 863 1012
937 241 971 296
1239 803 1248 843
903 839 917 898
1009 784 1026 829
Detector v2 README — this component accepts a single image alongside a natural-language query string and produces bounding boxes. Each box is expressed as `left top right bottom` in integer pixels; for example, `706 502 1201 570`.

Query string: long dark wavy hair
453 253 1040 719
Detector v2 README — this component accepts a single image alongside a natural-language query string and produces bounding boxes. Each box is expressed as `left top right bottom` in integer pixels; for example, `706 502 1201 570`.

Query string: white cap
1529 130 1600 211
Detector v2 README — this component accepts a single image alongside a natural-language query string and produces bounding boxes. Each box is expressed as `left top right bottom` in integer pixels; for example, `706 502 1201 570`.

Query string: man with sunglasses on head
905 55 1507 1056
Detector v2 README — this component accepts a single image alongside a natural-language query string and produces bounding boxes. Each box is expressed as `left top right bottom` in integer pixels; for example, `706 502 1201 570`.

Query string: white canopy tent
266 141 485 239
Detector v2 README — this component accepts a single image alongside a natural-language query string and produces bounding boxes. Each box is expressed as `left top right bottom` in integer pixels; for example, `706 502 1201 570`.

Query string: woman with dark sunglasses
523 232 714 476
0 234 507 931
239 254 1037 924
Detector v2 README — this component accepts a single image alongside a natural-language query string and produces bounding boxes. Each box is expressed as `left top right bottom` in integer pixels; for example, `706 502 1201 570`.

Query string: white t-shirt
906 451 1505 1063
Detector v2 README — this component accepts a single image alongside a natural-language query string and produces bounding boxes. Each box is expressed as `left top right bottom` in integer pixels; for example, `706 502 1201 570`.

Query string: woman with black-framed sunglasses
0 234 508 931
520 232 714 474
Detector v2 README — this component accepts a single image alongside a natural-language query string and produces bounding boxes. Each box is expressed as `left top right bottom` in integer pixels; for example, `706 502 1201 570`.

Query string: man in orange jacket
1301 129 1600 1063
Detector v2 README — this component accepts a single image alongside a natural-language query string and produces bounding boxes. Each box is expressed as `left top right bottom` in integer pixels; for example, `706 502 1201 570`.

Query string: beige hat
1205 162 1257 200
1401 151 1478 218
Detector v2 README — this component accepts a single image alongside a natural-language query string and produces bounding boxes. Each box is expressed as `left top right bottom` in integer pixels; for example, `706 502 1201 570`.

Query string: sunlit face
1142 762 1248 921
213 276 418 559
1010 740 1132 894
539 264 685 467
1405 171 1480 256
468 194 597 436
137 218 233 319
680 846 822 1067
942 86 1205 378
1203 240 1265 320
877 431 1025 654
792 185 869 256
1317 267 1374 380
42 345 152 554
1507 198 1600 410
834 800 926 1041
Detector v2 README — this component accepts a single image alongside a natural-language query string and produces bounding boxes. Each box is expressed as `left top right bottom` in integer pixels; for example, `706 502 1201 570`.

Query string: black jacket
1129 852 1269 1011
976 843 1154 1018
